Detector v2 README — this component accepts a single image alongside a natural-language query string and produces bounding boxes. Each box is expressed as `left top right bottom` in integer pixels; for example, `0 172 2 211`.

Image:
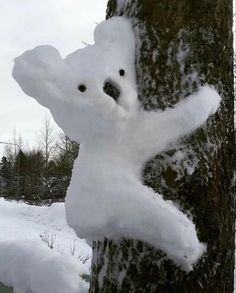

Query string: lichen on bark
90 1 235 292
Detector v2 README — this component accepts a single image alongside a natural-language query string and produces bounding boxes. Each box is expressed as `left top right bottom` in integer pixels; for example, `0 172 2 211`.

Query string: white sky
0 0 107 155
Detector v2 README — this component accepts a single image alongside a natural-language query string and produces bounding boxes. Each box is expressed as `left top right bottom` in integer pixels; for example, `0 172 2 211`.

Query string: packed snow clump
13 16 221 271
0 240 88 293
0 198 91 293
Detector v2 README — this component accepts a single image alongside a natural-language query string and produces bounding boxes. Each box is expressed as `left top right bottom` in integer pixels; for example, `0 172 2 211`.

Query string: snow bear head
13 17 138 142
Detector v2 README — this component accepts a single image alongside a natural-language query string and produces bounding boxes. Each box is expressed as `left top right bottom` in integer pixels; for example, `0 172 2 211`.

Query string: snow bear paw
198 85 221 116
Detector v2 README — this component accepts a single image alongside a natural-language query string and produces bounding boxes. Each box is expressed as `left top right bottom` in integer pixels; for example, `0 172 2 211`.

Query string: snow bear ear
12 45 64 108
94 17 133 46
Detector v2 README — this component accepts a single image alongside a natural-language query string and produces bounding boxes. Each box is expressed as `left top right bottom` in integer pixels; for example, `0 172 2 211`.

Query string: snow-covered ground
0 198 91 293
0 197 235 292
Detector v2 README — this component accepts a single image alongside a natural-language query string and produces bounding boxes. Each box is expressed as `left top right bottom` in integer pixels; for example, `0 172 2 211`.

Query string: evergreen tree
0 156 11 181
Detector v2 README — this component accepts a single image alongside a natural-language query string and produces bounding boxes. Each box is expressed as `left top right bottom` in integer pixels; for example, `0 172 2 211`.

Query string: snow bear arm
12 45 65 109
133 86 221 161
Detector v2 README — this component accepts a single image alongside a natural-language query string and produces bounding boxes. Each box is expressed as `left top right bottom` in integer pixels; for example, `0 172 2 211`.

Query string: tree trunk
90 0 235 292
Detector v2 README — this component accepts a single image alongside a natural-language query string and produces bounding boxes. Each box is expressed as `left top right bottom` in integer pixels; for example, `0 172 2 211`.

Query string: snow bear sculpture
12 17 221 271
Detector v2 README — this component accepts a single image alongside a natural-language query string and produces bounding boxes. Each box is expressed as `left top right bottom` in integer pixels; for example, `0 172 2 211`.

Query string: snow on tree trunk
89 0 235 292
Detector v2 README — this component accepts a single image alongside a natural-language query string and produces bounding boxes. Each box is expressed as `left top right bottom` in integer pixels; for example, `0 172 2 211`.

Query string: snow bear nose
119 69 125 76
103 81 120 103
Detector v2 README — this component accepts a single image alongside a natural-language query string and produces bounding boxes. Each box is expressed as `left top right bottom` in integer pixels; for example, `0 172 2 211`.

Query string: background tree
38 115 58 200
90 1 235 292
0 156 11 196
1 135 22 198
54 134 79 180
13 149 44 201
46 134 79 201
0 157 11 181
0 125 79 203
22 149 45 201
38 115 57 171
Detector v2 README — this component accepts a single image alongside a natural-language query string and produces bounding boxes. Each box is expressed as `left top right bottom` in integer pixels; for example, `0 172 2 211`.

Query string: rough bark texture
90 0 235 292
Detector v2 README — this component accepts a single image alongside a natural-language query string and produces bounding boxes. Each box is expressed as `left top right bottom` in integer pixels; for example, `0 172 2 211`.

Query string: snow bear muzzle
103 80 120 103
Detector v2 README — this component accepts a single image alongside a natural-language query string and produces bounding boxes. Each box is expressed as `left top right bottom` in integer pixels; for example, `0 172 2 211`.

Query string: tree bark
90 0 235 292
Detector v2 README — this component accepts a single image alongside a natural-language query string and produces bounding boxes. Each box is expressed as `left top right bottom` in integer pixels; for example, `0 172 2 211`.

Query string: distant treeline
0 117 79 204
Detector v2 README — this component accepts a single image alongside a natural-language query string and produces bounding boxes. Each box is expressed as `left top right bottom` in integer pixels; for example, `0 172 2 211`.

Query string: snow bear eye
78 84 87 92
119 69 125 77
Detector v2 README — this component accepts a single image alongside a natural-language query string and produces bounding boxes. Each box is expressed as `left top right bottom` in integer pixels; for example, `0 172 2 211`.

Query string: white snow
12 16 221 271
0 198 91 293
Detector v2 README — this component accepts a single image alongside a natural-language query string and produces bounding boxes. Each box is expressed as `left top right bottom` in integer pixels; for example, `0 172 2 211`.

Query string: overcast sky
0 0 107 155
